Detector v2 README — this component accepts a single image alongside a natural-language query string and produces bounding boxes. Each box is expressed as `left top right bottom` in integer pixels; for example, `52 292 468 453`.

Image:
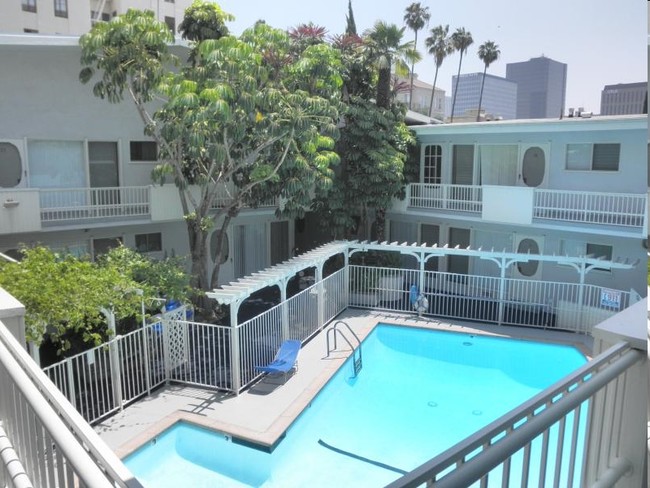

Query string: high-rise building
0 0 192 35
600 82 647 115
506 56 567 119
450 72 517 120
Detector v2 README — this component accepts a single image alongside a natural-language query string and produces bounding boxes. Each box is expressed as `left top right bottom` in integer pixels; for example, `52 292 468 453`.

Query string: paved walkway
94 310 592 458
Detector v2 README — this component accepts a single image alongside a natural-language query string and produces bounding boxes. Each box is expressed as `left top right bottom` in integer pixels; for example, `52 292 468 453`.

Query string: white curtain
234 223 268 278
28 140 85 188
479 145 518 186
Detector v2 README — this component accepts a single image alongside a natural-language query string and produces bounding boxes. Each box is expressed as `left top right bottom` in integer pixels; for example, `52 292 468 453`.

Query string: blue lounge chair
255 339 301 383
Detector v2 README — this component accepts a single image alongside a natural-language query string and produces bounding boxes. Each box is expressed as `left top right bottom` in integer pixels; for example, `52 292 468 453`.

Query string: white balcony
405 184 647 232
0 184 279 235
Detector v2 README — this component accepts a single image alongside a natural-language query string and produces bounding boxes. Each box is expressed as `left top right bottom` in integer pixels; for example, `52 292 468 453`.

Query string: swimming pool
124 324 587 487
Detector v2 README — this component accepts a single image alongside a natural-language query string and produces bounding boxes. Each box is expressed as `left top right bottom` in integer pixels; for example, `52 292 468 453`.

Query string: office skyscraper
600 82 647 115
506 56 567 119
451 72 517 120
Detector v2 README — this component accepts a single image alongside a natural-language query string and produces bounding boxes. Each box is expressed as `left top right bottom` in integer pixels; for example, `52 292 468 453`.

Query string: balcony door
517 144 548 188
89 142 119 206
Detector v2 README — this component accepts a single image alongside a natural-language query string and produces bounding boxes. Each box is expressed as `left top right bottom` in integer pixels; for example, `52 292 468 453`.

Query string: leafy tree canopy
79 6 344 295
0 246 192 352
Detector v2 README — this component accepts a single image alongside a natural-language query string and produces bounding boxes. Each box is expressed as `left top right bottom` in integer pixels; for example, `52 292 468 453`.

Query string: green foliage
0 246 192 353
313 98 415 239
79 9 176 104
80 4 343 291
179 1 234 42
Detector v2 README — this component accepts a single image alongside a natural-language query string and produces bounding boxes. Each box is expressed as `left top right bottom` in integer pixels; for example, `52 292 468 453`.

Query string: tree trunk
375 207 386 242
209 213 234 289
428 66 440 117
476 65 487 121
450 52 464 122
408 32 418 110
376 67 392 109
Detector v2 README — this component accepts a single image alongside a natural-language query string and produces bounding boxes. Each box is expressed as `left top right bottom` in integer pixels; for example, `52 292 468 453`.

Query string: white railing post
280 282 289 340
229 301 241 394
316 266 325 330
344 251 350 308
101 308 123 411
65 359 77 411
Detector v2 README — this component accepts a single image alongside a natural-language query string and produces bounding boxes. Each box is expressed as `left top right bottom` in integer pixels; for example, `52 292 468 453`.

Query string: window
22 0 37 13
165 0 175 3
53 0 67 18
423 145 442 184
164 16 176 33
566 143 620 171
448 227 470 276
136 233 162 253
130 141 158 161
586 243 613 271
23 28 39 33
92 237 123 258
559 240 613 272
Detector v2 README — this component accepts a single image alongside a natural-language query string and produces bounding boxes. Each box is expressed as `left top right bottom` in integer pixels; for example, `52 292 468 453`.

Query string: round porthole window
516 238 540 277
0 143 22 188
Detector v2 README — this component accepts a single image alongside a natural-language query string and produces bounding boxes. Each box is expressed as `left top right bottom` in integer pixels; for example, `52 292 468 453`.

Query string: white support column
497 258 507 326
344 251 350 307
316 265 325 329
230 300 242 394
101 309 123 412
280 279 289 340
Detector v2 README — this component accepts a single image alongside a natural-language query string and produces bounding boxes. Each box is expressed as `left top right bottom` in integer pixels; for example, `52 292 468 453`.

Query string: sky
214 0 647 115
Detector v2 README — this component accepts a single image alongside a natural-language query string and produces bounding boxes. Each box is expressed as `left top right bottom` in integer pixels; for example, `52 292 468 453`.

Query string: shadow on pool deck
95 309 593 459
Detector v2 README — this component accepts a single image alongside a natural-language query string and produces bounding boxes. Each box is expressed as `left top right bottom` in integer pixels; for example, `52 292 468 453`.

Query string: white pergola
207 239 637 327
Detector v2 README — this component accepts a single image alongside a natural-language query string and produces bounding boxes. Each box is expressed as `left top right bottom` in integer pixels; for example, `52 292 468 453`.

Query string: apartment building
0 0 192 35
0 35 291 284
396 75 446 121
600 82 647 115
388 115 647 294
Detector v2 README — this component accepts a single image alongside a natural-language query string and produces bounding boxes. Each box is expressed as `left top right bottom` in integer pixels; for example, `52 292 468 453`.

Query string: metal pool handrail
385 341 642 488
0 320 143 488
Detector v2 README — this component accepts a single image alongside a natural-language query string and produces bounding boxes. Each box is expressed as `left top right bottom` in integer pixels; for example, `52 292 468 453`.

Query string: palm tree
364 21 420 109
476 40 500 121
403 2 430 109
425 24 454 118
449 27 473 122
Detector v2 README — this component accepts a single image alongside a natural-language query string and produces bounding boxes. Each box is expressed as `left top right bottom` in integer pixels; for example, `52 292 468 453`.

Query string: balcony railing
406 184 647 229
409 183 482 213
40 186 151 224
533 189 646 228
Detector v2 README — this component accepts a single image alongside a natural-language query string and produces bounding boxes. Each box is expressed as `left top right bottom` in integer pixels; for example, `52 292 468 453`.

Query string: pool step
326 320 363 377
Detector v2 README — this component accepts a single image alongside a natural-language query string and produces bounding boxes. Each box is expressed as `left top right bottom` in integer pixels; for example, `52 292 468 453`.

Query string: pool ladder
326 320 362 376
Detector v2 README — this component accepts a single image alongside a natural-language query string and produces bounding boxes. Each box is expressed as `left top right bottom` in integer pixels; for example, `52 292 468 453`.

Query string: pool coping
109 311 593 459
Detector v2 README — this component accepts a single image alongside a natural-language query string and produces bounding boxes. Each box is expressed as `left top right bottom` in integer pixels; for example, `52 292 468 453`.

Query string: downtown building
506 56 567 119
450 72 517 121
600 82 647 115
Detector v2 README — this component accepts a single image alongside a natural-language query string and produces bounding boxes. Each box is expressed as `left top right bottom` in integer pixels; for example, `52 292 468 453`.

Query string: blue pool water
124 325 587 487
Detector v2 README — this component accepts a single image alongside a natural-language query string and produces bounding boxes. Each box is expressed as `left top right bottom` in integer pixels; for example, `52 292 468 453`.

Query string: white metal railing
406 184 647 230
385 342 643 488
533 190 646 228
408 184 482 213
43 315 170 425
40 186 151 223
0 319 141 488
348 265 629 334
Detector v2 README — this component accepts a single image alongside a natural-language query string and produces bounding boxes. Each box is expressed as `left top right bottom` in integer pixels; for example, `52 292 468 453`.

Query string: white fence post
230 301 241 394
316 266 325 330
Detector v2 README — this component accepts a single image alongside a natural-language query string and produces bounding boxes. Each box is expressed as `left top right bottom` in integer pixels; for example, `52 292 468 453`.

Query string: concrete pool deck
94 310 593 459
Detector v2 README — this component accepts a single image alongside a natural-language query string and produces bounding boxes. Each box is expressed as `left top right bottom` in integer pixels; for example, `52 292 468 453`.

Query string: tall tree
314 30 415 242
449 27 473 122
476 40 500 121
403 2 430 110
79 8 342 307
424 24 453 118
345 0 357 36
364 21 419 109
